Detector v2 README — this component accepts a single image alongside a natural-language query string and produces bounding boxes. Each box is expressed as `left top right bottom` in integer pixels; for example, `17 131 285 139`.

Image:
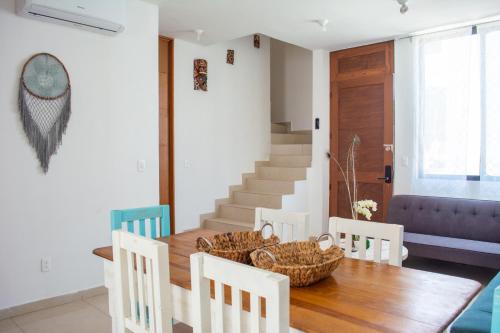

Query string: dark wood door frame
329 41 394 221
159 36 175 233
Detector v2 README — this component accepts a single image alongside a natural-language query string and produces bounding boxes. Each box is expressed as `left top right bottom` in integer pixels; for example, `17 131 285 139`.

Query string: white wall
308 50 331 235
174 36 271 232
0 0 159 309
270 39 313 131
394 38 414 195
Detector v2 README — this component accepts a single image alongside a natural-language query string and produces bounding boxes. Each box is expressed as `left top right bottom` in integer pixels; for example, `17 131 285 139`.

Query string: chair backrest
329 217 404 267
112 230 173 333
190 252 290 333
493 286 500 333
111 205 170 238
254 207 310 242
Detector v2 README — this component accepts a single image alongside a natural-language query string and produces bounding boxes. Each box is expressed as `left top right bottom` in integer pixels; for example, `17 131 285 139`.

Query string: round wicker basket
250 233 344 287
196 223 280 264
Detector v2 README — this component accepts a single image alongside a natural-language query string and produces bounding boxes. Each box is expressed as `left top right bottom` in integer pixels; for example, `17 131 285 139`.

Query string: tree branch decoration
331 134 378 220
19 53 71 173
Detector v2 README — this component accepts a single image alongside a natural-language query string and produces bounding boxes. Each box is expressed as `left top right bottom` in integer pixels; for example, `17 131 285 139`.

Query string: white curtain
394 21 500 201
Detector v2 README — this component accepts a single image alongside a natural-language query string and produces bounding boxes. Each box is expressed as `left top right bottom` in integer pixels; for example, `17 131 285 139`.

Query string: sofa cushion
387 195 500 243
451 273 500 333
404 232 500 255
403 241 500 269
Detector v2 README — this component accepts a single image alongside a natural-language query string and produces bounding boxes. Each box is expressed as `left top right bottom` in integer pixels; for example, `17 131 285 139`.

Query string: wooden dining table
93 228 481 333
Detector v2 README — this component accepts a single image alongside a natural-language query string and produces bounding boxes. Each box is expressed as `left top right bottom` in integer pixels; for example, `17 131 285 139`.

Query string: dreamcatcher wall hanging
19 53 71 173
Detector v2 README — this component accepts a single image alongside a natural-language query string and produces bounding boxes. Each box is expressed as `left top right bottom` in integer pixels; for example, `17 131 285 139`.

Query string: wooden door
159 36 175 233
330 41 394 221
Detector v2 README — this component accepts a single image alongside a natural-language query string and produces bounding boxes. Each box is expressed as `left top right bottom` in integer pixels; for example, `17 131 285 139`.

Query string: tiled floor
0 293 192 333
0 294 192 333
0 294 111 333
403 255 497 286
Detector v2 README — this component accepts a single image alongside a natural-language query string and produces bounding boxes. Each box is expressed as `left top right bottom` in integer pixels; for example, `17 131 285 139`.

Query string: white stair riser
219 205 255 223
269 155 311 167
256 167 307 181
233 192 282 208
203 219 252 232
246 179 294 194
271 144 312 155
271 133 312 144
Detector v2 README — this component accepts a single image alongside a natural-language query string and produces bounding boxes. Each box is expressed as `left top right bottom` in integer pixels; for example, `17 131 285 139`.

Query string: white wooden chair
190 252 290 333
112 230 173 333
328 217 404 267
254 208 310 242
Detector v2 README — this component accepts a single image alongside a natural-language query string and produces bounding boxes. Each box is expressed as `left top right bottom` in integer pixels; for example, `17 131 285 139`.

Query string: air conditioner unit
16 0 126 34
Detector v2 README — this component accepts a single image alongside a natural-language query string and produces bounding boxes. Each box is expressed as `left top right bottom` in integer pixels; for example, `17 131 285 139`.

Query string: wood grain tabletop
93 228 481 333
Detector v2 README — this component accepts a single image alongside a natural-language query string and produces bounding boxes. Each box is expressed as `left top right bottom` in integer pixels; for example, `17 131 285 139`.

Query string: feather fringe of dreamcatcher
18 83 71 173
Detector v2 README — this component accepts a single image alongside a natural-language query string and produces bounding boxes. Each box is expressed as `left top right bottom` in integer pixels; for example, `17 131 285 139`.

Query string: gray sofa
387 195 500 269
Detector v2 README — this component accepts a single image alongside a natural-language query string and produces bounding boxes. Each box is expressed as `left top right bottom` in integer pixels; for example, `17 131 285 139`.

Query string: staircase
202 123 312 232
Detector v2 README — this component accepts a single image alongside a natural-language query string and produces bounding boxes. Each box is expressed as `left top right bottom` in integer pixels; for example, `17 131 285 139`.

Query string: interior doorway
159 36 175 233
329 41 394 221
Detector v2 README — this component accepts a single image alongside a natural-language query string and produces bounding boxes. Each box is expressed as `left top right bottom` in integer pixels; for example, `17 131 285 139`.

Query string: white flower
353 200 378 221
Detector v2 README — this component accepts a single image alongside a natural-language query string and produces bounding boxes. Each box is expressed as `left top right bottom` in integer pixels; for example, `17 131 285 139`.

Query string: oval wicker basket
196 223 280 264
250 233 344 287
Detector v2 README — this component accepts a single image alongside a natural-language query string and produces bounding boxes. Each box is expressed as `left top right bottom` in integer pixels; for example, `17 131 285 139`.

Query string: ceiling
155 0 500 51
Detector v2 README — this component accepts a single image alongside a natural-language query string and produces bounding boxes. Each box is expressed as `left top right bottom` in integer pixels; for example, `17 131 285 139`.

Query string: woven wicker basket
250 233 344 287
196 223 280 264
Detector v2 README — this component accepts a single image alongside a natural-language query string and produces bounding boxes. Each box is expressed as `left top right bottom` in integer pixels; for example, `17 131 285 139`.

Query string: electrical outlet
41 257 51 272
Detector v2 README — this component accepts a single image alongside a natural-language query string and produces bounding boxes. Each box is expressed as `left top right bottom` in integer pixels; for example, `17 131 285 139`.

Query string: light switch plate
137 160 146 172
401 156 409 167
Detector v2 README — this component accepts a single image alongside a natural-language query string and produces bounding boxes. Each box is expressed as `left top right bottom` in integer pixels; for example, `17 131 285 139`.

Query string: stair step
246 179 294 194
201 121 313 234
269 155 311 167
289 130 313 135
233 191 282 208
203 218 253 232
271 144 312 156
271 123 288 134
219 203 256 223
256 166 307 181
271 133 312 144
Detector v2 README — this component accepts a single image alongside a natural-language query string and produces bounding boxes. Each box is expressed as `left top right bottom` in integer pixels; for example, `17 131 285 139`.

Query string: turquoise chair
493 286 500 333
451 272 500 333
110 205 170 238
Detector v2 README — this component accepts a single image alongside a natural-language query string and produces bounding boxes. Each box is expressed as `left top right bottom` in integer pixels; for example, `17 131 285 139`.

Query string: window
417 24 500 181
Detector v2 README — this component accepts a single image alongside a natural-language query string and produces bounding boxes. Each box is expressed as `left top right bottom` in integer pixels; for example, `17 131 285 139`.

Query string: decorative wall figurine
194 59 207 91
19 53 71 173
226 49 234 65
254 34 260 48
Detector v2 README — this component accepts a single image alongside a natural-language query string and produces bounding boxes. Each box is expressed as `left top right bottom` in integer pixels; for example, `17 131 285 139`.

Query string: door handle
377 165 392 184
